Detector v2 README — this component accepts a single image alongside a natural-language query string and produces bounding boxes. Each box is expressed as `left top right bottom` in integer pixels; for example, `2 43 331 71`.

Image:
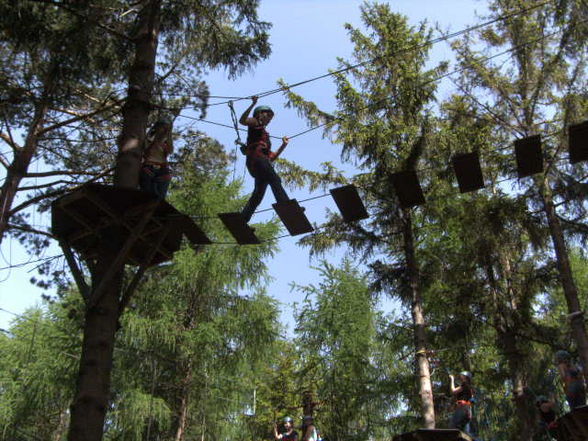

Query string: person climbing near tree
555 350 586 410
274 416 298 441
535 395 560 439
300 415 321 441
239 96 291 223
449 371 474 432
140 118 174 200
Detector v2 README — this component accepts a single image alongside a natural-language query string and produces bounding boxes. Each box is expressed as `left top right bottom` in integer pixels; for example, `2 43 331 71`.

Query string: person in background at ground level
274 416 298 441
239 96 291 223
140 119 174 199
449 371 474 432
555 350 586 410
301 415 321 441
535 395 559 440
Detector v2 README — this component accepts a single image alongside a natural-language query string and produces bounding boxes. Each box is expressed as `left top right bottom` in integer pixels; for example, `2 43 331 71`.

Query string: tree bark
541 178 588 378
67 1 162 440
401 209 435 429
67 250 123 441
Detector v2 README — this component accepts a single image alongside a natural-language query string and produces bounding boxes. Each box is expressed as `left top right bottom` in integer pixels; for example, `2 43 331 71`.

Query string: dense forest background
0 0 587 440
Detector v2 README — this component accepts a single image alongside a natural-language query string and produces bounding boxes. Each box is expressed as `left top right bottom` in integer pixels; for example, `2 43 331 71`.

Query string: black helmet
253 105 274 117
555 350 571 363
283 416 293 423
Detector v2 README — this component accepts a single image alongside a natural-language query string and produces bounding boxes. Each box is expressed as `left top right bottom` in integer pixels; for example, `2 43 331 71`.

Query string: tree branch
7 223 56 239
8 168 113 215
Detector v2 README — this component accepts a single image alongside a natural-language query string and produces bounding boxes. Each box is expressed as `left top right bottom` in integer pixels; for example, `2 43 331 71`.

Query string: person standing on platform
555 350 586 410
140 119 174 200
449 371 474 432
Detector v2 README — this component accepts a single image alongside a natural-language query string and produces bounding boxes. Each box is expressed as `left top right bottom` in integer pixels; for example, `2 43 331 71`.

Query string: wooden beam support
119 222 171 314
59 240 90 303
88 201 159 309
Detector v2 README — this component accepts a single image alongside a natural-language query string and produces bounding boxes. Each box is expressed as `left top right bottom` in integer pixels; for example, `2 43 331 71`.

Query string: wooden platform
393 429 473 441
51 183 211 267
390 170 426 208
514 135 543 177
556 405 588 441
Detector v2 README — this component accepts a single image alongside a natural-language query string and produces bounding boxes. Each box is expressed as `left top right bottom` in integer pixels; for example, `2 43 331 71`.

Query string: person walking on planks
449 371 474 432
140 119 174 200
555 350 586 410
240 96 291 223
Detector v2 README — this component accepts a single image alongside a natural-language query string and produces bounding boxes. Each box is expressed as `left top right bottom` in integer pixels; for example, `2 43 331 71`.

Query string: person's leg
256 158 289 203
139 167 155 194
242 176 268 222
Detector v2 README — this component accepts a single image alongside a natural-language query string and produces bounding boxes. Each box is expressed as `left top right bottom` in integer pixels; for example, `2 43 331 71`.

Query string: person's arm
302 425 314 441
269 136 289 161
273 424 282 440
240 96 259 126
449 374 462 395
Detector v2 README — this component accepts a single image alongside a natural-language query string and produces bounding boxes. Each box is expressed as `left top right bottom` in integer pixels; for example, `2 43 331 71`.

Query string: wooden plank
330 185 369 222
514 135 543 177
178 214 212 245
390 170 426 208
569 120 588 164
218 212 261 245
272 199 314 236
452 152 485 193
557 406 588 441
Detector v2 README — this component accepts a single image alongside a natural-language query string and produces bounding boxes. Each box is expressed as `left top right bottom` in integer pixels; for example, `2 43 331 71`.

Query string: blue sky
0 0 489 331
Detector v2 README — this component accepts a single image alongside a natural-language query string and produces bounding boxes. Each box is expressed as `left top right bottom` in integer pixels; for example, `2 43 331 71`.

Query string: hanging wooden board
218 212 261 245
390 170 426 208
514 135 543 177
452 152 485 193
330 184 369 222
569 120 588 164
273 199 314 236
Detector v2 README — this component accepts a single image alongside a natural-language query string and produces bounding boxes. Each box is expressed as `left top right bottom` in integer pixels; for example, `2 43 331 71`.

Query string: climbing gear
253 105 274 117
228 101 248 155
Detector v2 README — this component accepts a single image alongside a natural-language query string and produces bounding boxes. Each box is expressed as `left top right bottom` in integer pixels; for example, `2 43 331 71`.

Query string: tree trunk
401 209 435 429
175 392 190 441
67 249 123 441
67 2 162 440
541 178 588 377
114 0 162 189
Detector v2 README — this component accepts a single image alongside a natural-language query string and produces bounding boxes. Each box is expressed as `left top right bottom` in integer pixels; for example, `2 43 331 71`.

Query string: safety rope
228 101 247 181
